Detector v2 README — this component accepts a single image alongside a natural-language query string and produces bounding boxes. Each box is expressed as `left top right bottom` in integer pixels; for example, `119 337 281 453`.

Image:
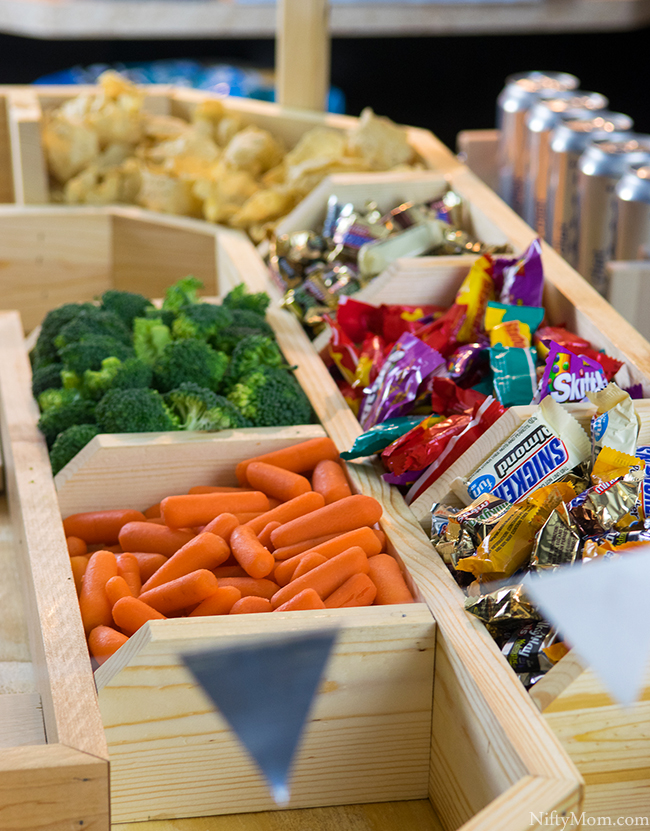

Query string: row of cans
497 71 650 296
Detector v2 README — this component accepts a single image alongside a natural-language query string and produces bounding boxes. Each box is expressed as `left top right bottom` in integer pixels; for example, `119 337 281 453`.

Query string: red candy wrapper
414 303 467 358
430 376 488 416
382 413 471 476
353 334 389 389
405 397 508 504
325 314 359 386
337 296 384 343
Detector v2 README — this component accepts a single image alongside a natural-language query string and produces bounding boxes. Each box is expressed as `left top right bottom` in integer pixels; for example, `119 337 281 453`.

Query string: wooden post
276 0 330 112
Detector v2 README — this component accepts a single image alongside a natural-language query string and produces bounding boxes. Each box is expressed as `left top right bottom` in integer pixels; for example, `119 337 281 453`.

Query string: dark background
0 24 647 149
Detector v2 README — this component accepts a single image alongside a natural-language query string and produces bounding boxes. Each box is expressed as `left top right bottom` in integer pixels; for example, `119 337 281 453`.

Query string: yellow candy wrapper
455 255 495 343
489 319 532 348
591 445 645 486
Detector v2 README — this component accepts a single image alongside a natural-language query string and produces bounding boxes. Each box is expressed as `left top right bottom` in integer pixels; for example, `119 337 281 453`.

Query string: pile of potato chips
42 71 422 242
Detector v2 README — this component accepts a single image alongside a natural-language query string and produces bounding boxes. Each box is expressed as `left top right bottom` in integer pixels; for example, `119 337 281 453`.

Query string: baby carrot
236 437 339 485
270 495 382 549
70 555 88 595
271 532 339 561
64 509 146 545
373 529 386 551
274 588 326 612
234 512 265 523
113 596 166 636
230 596 273 614
161 491 269 529
229 525 275 579
324 573 377 608
67 536 87 558
244 491 325 535
246 462 312 503
146 517 166 525
140 533 229 592
116 553 141 597
216 577 280 600
213 565 248 579
144 503 161 519
189 586 242 617
105 575 133 607
312 460 352 504
299 527 383 562
189 486 253 494
79 550 118 634
118 522 195 557
129 552 167 583
203 513 239 544
271 546 369 609
367 554 415 605
88 625 129 665
258 520 281 550
138 570 218 614
268 498 281 510
291 552 327 581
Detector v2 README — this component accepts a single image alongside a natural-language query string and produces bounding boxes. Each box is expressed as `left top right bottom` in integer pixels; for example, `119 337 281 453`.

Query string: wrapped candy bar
501 621 567 674
340 415 426 460
500 239 544 307
484 301 545 335
538 342 608 404
464 584 543 633
588 383 640 457
433 493 511 567
530 501 581 571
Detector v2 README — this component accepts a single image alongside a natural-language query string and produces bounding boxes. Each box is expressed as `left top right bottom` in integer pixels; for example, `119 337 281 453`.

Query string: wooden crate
0 83 462 210
215 174 650 822
0 300 583 828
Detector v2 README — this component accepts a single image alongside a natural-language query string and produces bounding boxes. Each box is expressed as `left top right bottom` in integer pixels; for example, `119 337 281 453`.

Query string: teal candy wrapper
340 416 425 460
490 344 538 407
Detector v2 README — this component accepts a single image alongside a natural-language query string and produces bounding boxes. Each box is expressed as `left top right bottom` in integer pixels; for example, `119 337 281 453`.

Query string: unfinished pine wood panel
55 424 327 516
457 129 499 194
0 693 45 749
6 91 48 206
97 607 435 823
0 95 14 203
277 0 330 112
0 207 111 332
111 210 219 297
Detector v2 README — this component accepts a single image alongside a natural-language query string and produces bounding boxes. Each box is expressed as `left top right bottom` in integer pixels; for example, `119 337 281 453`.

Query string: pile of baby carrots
64 437 415 666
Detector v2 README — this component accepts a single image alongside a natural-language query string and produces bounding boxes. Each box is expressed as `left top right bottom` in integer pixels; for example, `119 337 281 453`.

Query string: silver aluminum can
547 111 634 266
614 163 650 260
577 135 650 294
523 90 608 235
497 71 579 216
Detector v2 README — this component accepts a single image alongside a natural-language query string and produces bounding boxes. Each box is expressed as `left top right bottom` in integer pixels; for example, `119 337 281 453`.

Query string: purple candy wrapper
539 341 607 404
625 384 644 400
359 333 445 430
492 255 518 297
500 239 544 307
382 468 425 486
447 339 491 387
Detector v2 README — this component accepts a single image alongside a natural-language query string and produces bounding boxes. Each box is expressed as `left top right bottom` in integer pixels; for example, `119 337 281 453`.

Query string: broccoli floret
31 363 64 398
38 386 81 413
95 388 179 434
162 275 203 313
100 290 153 328
164 383 219 430
171 303 233 342
49 424 100 476
224 335 286 389
227 366 312 428
81 356 152 399
133 317 173 365
59 335 135 375
152 339 229 394
31 303 93 369
38 396 96 449
165 383 252 431
211 309 274 355
54 307 132 350
222 283 270 317
145 306 177 329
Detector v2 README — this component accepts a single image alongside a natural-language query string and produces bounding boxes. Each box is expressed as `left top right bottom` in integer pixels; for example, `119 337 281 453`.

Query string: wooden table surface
0 0 649 40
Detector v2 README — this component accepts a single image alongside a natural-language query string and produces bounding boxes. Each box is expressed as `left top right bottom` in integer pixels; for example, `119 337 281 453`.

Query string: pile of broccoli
31 278 313 476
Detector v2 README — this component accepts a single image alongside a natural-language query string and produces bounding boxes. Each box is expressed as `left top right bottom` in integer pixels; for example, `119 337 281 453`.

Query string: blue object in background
34 59 346 114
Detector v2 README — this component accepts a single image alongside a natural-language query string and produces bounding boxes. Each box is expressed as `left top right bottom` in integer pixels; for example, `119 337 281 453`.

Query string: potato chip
284 127 346 168
137 165 203 217
42 115 100 184
222 126 284 176
347 107 414 170
230 187 296 227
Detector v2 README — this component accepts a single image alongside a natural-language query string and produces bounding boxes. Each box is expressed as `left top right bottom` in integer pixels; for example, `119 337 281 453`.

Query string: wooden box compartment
0 302 583 830
0 83 460 210
216 174 650 822
0 307 437 825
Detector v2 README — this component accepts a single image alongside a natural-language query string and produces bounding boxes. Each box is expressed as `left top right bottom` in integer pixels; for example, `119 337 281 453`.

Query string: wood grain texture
96 607 435 822
112 799 444 831
0 496 31 664
0 312 107 760
276 0 330 112
55 424 327 515
0 94 14 203
6 91 48 206
354 256 476 307
0 693 45 748
457 129 499 194
0 744 108 831
0 206 111 332
608 259 650 343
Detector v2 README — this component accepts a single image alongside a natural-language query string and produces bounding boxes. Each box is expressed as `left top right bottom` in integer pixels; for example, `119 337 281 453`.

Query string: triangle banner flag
524 547 650 707
182 628 338 804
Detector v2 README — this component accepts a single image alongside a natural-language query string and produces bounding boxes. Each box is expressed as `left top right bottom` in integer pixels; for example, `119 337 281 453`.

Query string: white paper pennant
182 629 338 805
524 547 650 707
